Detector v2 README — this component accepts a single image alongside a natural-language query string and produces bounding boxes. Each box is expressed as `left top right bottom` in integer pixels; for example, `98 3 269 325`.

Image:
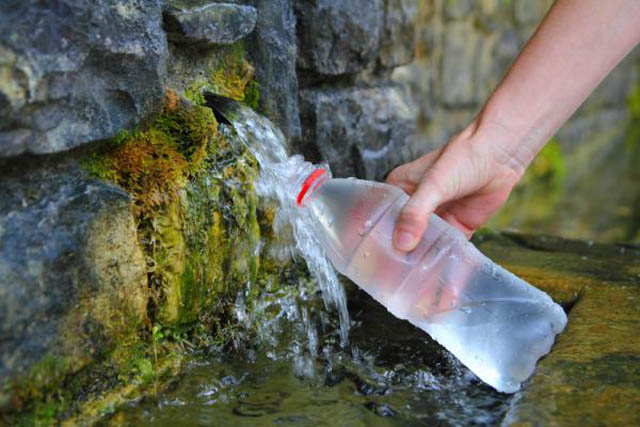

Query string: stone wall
294 0 420 180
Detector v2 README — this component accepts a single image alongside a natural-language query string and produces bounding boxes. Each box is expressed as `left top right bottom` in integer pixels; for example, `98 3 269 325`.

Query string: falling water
229 105 351 346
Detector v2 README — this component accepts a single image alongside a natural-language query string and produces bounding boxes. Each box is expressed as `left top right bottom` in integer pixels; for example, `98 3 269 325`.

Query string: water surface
106 282 512 426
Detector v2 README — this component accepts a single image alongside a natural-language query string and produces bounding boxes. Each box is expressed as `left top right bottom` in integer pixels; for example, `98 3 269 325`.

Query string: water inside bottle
303 175 567 393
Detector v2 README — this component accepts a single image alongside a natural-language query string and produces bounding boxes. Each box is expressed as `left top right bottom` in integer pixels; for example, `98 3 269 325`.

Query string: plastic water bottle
294 167 567 393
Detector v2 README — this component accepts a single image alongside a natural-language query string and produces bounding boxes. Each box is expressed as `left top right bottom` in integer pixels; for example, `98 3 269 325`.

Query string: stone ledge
475 231 640 426
163 2 258 46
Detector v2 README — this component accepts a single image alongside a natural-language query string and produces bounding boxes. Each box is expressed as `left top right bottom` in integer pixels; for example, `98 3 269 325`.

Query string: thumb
393 171 450 252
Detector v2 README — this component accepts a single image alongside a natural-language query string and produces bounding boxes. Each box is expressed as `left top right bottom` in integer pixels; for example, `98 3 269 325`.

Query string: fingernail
394 230 416 252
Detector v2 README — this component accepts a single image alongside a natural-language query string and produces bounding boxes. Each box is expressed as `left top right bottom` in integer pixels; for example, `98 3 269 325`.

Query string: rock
513 0 549 25
295 0 384 75
392 61 436 122
443 0 472 20
0 0 168 158
473 32 499 104
0 155 148 399
378 0 419 69
474 0 502 32
493 27 521 75
579 54 640 112
440 20 478 107
475 232 640 426
245 0 301 143
477 0 499 16
163 2 258 46
299 83 417 180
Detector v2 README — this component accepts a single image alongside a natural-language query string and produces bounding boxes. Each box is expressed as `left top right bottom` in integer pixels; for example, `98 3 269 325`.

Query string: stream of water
231 108 351 347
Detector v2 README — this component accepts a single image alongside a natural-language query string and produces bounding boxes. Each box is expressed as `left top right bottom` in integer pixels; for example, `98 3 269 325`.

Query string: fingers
435 208 475 239
393 170 447 252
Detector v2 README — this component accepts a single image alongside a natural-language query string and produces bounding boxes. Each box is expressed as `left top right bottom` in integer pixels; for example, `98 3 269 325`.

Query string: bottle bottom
344 228 567 393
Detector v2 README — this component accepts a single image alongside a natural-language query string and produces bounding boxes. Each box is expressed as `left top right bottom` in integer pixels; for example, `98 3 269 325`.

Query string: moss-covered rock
0 154 149 421
1 88 284 424
176 42 260 109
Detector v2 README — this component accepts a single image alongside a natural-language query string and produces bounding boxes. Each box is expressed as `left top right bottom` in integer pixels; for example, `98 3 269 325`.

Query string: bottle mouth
296 168 326 206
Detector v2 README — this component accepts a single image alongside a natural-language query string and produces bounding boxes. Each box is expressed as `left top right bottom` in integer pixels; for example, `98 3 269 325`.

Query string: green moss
83 86 267 329
628 84 640 117
244 80 261 110
523 137 566 189
10 355 71 425
183 42 261 110
91 94 218 219
624 84 640 240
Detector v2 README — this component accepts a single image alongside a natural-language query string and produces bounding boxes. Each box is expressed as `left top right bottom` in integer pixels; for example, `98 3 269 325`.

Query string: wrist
467 102 549 180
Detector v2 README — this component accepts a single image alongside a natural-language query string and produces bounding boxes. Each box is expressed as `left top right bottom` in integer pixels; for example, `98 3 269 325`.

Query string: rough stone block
245 0 301 143
0 0 168 157
378 0 418 69
443 0 472 20
295 0 384 75
163 2 258 46
513 0 549 24
0 156 148 395
299 84 417 180
473 33 500 104
579 54 640 112
440 21 478 107
478 0 499 16
494 27 521 76
392 60 437 122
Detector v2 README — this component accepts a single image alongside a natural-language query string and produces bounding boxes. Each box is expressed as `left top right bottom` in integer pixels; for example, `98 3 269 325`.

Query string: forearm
474 0 640 175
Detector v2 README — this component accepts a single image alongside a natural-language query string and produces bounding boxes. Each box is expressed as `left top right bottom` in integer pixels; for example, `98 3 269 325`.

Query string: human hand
386 123 524 251
385 0 640 253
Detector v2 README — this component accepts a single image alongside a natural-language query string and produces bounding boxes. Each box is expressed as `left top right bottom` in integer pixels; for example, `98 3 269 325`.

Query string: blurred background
392 0 640 243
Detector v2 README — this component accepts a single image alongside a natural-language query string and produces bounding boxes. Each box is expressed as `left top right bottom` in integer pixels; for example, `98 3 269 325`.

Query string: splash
229 105 351 346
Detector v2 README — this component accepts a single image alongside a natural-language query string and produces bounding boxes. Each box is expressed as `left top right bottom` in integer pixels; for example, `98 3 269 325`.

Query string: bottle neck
296 168 327 207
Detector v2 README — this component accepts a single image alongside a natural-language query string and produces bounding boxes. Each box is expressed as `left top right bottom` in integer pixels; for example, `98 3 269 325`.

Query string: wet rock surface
163 1 257 46
0 97 276 423
476 232 640 425
0 0 168 157
0 154 148 403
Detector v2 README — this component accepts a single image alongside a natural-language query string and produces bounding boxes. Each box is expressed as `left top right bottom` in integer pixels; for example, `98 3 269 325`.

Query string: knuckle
385 168 401 184
399 204 427 229
424 170 452 200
